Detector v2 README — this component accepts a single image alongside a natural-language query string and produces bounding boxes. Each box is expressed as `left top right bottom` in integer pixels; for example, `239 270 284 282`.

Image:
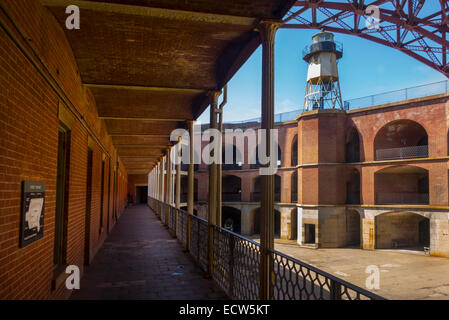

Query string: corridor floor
71 205 226 300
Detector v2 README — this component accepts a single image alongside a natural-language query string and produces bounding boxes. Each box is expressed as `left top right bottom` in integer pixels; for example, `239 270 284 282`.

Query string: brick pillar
361 166 375 205
429 162 448 206
362 218 375 250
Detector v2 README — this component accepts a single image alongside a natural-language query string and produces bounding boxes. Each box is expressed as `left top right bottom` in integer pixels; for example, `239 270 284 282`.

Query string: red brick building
187 91 449 258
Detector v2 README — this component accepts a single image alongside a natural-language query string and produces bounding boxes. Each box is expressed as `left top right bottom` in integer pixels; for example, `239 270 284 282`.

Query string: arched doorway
222 206 241 234
181 176 198 203
250 144 282 169
251 175 281 202
374 120 428 160
275 175 281 202
346 168 360 204
291 134 298 167
180 150 199 172
374 166 429 205
222 144 243 171
222 175 242 201
291 171 298 203
252 208 281 238
345 127 360 162
375 212 430 251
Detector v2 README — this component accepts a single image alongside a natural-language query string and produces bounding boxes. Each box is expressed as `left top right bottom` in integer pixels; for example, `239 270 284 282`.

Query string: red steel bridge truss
282 0 449 77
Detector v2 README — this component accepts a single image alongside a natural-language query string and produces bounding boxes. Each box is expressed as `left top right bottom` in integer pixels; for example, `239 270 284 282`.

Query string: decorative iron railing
251 192 281 202
270 250 382 300
148 197 384 300
375 145 428 160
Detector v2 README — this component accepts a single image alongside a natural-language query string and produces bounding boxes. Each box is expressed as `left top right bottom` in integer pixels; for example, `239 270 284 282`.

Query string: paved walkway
71 205 226 300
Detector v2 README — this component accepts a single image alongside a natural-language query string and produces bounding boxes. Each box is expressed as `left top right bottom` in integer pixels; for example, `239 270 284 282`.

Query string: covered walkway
71 205 225 300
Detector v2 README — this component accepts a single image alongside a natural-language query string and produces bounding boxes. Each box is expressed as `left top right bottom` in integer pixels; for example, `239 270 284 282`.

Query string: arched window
180 176 198 202
345 127 360 163
291 171 298 202
374 166 428 205
253 207 281 237
222 175 242 201
250 144 282 169
222 207 242 234
346 168 360 204
222 144 242 171
291 134 298 166
374 120 428 160
251 175 281 202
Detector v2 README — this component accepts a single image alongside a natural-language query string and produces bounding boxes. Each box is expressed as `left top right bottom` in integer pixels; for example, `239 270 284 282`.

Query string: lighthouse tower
302 30 343 111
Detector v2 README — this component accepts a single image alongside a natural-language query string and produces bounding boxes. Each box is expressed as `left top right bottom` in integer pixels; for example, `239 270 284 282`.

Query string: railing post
166 204 169 227
186 214 191 251
208 224 215 278
229 234 235 298
174 208 178 238
330 280 342 300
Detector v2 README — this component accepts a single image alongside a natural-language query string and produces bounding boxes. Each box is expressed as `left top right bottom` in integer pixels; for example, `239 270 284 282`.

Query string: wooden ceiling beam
42 0 257 26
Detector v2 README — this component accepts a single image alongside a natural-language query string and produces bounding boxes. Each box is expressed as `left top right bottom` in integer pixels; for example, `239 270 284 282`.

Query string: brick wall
0 0 128 299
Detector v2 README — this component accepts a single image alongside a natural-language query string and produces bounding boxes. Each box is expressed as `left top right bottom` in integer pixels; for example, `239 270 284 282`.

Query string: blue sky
198 26 447 124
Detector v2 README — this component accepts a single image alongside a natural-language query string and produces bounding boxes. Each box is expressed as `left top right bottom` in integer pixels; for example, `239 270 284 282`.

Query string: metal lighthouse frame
303 30 344 111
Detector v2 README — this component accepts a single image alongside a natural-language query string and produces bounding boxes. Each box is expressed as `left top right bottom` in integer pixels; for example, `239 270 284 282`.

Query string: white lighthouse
303 30 343 111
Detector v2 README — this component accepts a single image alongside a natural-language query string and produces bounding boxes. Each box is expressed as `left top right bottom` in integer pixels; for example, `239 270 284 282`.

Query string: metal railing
222 192 242 202
344 80 449 111
195 80 449 130
148 197 384 300
375 192 429 205
375 145 428 160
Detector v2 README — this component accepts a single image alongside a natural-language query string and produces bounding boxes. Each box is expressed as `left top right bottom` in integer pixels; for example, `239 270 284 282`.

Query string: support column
159 157 165 203
187 120 195 214
258 20 279 300
208 90 222 225
206 90 221 278
175 137 181 208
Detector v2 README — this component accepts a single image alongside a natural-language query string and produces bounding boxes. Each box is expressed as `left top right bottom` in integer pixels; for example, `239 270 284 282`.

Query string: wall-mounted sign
20 181 45 248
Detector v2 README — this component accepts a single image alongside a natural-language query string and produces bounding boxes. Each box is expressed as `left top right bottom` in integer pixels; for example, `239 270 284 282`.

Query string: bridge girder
282 0 449 77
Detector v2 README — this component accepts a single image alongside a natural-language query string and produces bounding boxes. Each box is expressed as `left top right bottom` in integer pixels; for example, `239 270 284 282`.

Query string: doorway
136 186 148 204
304 224 315 244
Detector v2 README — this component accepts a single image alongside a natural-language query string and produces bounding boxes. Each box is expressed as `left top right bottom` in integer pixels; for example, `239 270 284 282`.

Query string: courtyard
272 241 449 300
